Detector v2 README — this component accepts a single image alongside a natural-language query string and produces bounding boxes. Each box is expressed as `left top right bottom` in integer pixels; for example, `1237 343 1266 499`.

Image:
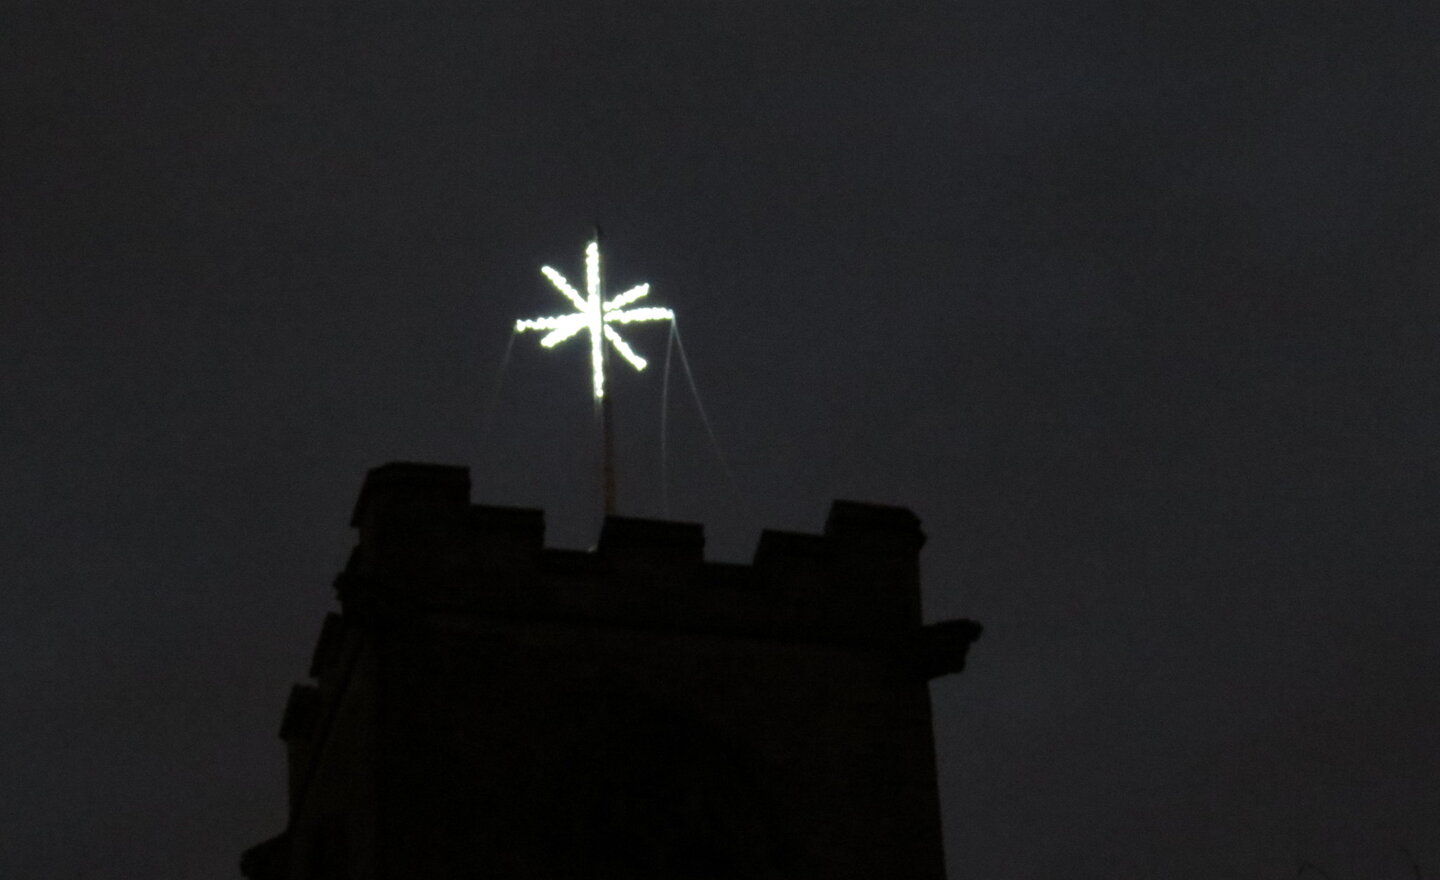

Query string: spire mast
594 225 617 516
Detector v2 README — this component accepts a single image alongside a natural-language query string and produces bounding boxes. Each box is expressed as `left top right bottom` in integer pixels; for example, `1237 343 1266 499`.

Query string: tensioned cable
662 318 756 527
477 328 518 465
660 320 677 517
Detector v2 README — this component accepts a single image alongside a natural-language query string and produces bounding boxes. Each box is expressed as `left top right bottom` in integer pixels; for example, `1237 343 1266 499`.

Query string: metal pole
594 225 617 516
601 381 616 516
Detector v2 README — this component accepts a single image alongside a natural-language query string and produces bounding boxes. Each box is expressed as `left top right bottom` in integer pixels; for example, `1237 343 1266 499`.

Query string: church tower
241 462 981 879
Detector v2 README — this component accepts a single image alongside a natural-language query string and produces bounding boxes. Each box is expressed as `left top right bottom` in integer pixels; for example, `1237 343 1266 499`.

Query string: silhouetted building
242 462 981 879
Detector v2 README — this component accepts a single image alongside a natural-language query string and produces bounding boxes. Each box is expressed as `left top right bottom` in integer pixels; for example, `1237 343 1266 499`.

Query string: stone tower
242 462 981 879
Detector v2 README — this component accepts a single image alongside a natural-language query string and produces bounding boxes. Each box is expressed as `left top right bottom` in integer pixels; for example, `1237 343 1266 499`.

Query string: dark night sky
3 2 1438 877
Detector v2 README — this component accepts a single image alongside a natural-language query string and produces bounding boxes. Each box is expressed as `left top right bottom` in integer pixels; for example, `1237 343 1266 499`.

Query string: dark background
2 2 1437 877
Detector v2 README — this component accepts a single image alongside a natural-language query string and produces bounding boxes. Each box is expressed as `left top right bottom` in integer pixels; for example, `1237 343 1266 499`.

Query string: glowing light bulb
515 239 674 399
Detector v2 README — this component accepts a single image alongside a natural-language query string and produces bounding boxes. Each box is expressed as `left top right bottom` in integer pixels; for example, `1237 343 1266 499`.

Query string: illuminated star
515 239 673 399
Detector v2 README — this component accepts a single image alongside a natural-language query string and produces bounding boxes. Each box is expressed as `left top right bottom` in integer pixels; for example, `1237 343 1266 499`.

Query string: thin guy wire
660 320 677 517
478 328 518 464
671 319 756 527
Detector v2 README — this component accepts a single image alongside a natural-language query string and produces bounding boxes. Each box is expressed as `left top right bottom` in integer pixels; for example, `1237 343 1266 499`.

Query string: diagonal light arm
605 283 651 311
603 325 648 371
538 314 588 347
540 266 587 311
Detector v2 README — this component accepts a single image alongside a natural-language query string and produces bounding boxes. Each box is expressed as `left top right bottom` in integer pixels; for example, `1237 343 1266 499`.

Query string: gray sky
2 2 1438 877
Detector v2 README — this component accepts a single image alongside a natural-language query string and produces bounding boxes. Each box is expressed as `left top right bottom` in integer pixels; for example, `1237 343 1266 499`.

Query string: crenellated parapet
246 461 982 880
333 461 980 664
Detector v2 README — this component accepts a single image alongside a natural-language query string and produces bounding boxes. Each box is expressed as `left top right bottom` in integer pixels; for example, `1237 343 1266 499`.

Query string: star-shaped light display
515 239 673 399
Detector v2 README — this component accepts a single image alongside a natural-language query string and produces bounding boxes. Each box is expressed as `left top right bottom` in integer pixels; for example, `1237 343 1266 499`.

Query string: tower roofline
335 461 980 661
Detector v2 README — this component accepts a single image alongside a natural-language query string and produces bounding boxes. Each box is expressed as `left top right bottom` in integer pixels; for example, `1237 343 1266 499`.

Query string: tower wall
244 462 981 880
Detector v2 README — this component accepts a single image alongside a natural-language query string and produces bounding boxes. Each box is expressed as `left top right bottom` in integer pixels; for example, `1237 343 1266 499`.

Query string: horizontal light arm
516 312 585 332
606 306 674 325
